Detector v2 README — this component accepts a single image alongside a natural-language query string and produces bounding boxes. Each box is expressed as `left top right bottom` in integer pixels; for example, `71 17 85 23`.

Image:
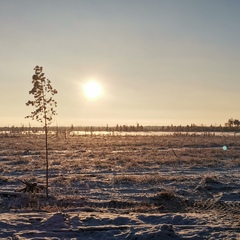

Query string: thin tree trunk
44 116 49 198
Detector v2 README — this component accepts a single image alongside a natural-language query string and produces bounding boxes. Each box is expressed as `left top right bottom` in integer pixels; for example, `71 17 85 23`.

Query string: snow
0 134 239 239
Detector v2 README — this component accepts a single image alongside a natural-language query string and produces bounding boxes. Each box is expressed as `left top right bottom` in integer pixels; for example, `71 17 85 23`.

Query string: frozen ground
0 133 239 239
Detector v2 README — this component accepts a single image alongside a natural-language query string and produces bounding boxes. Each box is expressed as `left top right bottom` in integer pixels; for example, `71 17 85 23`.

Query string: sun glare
83 81 103 100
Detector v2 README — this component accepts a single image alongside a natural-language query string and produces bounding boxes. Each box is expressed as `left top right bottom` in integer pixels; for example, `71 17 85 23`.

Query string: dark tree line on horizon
1 119 240 134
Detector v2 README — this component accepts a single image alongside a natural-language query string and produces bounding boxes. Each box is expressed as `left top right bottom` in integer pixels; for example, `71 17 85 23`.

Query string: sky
1 0 240 127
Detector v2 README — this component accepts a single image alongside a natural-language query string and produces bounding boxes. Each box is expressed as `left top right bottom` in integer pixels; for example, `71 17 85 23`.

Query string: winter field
0 133 239 239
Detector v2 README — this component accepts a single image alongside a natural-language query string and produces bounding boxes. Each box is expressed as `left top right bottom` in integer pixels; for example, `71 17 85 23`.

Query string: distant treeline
1 119 240 134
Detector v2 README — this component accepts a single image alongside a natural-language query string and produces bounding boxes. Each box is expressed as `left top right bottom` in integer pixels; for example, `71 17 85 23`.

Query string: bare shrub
150 190 188 212
200 175 219 186
17 179 45 193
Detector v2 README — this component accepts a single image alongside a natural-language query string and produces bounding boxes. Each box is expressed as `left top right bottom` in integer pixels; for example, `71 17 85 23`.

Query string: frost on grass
0 134 239 239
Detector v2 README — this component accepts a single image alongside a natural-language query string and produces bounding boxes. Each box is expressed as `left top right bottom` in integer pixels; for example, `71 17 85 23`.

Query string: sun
83 81 103 100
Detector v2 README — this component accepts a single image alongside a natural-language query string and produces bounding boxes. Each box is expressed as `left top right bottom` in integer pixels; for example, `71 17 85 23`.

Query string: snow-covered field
0 133 239 239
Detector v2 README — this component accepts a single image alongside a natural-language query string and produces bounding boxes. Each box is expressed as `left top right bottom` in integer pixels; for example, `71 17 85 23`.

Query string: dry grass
1 133 239 175
112 174 197 185
0 133 239 212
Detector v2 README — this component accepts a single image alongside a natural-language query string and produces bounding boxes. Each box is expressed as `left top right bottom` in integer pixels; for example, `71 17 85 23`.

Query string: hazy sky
1 0 240 127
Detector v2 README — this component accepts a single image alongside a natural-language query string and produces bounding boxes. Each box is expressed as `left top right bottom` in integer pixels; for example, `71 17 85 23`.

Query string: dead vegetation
0 133 239 214
17 179 45 193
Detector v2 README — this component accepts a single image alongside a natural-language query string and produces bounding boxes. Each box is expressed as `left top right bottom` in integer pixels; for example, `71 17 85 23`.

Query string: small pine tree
26 65 57 197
